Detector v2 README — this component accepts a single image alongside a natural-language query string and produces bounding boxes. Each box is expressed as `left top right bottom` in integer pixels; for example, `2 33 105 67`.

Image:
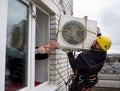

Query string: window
35 7 49 86
5 0 29 90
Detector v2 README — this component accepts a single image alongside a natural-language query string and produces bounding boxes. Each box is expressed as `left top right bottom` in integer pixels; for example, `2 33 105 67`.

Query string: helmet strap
90 42 104 52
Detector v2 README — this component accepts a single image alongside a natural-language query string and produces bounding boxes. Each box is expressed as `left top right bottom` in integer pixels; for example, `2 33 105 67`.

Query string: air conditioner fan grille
62 21 86 45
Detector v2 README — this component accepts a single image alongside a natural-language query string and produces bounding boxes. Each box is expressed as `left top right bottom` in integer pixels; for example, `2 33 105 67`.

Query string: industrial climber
67 35 112 91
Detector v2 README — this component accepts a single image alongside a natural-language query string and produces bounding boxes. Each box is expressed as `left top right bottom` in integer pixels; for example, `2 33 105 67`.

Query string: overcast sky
73 0 120 54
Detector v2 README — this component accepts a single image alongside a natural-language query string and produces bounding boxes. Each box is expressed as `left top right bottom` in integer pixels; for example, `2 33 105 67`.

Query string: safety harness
68 69 98 91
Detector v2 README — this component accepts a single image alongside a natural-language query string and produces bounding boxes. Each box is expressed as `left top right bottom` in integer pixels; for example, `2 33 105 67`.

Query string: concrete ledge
98 74 120 80
93 87 120 91
95 80 120 88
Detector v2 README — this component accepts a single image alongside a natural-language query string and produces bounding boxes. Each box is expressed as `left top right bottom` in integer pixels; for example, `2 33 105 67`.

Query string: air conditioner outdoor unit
57 15 98 51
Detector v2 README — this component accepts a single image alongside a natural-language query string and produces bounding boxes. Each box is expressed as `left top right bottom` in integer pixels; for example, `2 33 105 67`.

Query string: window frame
0 0 31 91
0 0 50 91
27 1 51 90
33 3 51 90
0 0 8 91
19 0 33 91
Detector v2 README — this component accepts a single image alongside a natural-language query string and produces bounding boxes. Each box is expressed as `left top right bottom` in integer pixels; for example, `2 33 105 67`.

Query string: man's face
93 41 101 49
91 40 103 51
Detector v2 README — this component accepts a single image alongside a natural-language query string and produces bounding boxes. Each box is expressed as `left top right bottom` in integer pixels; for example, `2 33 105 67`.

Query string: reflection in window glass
5 0 29 91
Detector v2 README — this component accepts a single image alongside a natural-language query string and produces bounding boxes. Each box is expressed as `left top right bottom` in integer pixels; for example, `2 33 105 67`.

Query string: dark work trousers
69 80 83 91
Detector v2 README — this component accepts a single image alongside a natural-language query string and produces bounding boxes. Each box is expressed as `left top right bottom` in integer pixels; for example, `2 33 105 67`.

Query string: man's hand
37 41 59 54
49 41 59 51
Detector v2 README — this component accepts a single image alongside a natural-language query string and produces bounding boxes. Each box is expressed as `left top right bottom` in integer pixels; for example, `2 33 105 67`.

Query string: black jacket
67 50 106 76
35 53 48 60
35 47 49 60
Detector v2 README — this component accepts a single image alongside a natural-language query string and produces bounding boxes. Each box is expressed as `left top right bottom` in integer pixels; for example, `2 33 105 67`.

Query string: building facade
0 0 73 91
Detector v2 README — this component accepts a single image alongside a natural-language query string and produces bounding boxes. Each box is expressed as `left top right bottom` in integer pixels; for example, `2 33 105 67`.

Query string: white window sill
37 85 57 91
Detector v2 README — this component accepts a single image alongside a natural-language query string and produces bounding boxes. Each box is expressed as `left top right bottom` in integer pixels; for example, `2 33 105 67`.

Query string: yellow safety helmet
96 36 112 51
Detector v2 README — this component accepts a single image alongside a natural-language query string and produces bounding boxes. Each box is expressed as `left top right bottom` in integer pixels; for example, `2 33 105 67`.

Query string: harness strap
82 87 92 91
74 69 78 75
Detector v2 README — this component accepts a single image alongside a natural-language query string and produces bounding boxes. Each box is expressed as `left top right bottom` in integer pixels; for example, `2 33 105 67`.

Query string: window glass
5 0 29 90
